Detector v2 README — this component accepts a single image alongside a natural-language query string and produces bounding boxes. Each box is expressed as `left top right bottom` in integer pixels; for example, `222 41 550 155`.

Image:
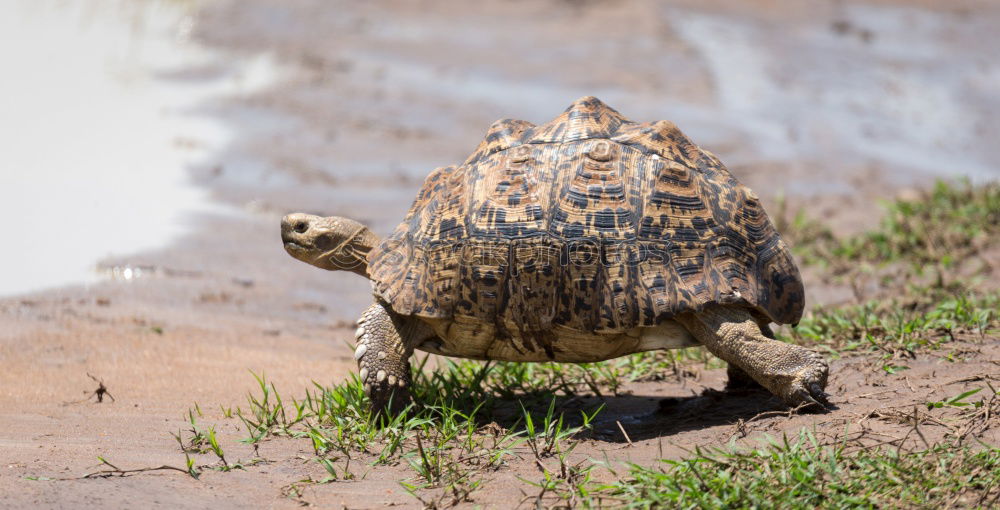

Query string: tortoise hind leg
677 305 829 408
725 364 765 391
725 323 772 391
354 301 423 418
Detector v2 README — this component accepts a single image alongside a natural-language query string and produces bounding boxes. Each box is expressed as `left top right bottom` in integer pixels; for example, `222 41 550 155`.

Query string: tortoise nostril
293 222 308 233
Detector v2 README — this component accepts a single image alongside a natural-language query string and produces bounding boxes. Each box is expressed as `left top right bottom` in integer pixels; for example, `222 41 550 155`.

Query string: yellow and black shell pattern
367 97 804 333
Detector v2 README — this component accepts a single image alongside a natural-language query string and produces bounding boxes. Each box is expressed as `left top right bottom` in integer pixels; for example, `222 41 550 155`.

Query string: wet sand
2 0 999 508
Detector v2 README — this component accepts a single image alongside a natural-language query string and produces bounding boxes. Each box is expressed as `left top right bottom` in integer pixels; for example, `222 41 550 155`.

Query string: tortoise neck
335 225 380 278
350 227 380 278
311 220 381 278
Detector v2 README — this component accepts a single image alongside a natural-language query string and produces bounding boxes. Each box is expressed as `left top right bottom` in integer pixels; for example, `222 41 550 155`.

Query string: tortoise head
280 213 379 277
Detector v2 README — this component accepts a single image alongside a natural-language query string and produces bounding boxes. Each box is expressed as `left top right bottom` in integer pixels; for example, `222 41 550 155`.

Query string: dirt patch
3 299 996 508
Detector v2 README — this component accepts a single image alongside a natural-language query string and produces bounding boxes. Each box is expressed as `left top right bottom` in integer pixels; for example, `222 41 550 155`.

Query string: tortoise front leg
677 305 829 408
354 301 415 417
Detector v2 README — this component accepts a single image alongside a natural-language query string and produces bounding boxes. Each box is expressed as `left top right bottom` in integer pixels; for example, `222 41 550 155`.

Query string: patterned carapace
368 97 804 335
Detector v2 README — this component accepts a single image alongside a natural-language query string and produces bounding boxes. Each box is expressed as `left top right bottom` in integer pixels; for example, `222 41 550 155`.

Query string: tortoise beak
281 213 320 255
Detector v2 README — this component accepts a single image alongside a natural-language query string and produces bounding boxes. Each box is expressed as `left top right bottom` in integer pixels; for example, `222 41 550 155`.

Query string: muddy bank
192 0 1000 230
2 0 999 508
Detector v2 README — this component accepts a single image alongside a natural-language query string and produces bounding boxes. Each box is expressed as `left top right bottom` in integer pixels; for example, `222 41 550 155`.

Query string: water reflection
0 0 277 297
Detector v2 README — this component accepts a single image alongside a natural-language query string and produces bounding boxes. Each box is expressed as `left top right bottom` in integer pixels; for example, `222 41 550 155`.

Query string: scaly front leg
354 300 414 418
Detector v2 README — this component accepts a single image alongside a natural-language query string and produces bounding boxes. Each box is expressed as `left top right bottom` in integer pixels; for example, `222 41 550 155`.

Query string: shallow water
0 0 278 297
665 3 1000 180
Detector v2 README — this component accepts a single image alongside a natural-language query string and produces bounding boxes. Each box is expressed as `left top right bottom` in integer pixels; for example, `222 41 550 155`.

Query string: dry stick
747 402 811 423
944 486 968 510
903 407 931 453
974 478 997 509
981 473 1000 509
724 402 812 441
809 423 911 454
943 373 998 386
851 389 898 401
810 430 870 450
843 434 912 454
827 429 904 444
989 483 1000 510
63 373 116 405
414 434 435 484
985 392 995 426
870 407 956 433
86 373 115 403
955 391 998 442
81 467 188 479
533 457 548 475
616 421 633 447
517 479 551 510
915 413 958 433
82 459 189 479
862 401 938 412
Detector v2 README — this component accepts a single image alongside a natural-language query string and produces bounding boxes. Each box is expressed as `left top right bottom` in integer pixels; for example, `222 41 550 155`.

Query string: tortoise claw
810 383 832 406
782 380 830 412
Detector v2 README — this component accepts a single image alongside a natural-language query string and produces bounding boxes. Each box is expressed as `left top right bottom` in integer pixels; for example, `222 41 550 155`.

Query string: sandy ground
2 0 999 508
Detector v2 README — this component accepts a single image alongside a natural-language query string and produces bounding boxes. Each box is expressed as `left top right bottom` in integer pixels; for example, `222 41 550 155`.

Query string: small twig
86 373 115 403
745 402 810 424
616 421 633 447
83 464 189 478
851 389 898 401
943 374 997 386
724 403 811 441
534 457 547 474
80 458 189 479
897 406 931 454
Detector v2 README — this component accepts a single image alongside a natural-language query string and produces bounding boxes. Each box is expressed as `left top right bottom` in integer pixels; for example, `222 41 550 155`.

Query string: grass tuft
581 432 1000 509
789 180 1000 270
781 293 999 360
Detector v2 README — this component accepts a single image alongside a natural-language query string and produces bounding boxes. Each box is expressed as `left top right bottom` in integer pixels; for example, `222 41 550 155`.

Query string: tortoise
281 97 828 415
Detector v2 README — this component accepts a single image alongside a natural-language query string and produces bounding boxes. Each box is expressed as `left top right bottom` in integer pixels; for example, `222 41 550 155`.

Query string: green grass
842 180 999 266
787 180 1000 273
577 432 1000 509
780 292 999 361
207 363 604 505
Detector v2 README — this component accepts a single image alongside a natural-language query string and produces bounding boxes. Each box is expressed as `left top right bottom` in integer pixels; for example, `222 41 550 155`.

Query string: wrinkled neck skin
337 227 380 278
312 220 379 277
281 214 381 278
